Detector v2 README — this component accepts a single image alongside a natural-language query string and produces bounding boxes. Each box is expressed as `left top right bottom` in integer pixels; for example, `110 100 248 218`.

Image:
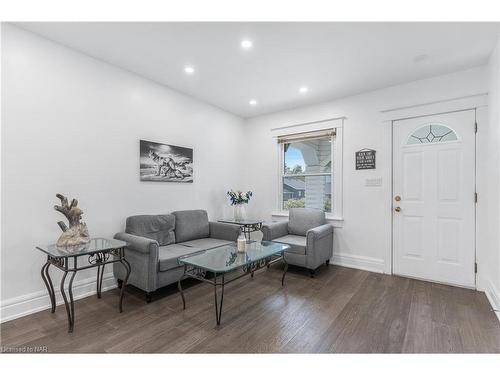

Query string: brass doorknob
394 195 401 201
394 207 401 212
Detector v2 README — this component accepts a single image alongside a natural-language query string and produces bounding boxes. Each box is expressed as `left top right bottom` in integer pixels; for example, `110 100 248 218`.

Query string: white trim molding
381 93 488 122
270 116 345 135
0 272 117 323
273 118 344 218
331 253 386 274
484 279 500 323
271 211 344 227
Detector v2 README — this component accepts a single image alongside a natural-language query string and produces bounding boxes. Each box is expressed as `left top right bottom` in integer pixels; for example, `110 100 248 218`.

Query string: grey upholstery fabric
273 234 307 255
209 221 240 241
114 232 160 254
173 210 210 242
283 252 306 268
180 238 232 251
288 208 325 236
125 214 175 246
261 220 289 241
261 212 334 272
157 266 185 288
114 212 240 294
158 244 197 272
305 223 334 269
114 232 159 292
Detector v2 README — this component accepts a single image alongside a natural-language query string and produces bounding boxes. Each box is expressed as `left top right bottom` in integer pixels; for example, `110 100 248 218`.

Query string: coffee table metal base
177 252 287 325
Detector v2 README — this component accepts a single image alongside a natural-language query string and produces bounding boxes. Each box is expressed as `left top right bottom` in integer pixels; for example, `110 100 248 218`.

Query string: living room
1 0 500 373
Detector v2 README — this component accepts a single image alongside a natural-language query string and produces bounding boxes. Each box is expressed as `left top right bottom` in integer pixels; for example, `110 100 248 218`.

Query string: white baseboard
0 272 117 323
484 279 500 323
331 252 385 274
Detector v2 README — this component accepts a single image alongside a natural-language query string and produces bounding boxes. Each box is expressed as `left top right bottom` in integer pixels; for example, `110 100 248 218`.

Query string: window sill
271 211 344 227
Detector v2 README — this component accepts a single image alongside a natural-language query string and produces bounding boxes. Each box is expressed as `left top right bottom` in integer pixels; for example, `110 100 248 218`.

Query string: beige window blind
277 128 336 144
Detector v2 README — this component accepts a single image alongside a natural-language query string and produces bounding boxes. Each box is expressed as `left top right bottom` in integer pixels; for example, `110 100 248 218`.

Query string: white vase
233 204 246 221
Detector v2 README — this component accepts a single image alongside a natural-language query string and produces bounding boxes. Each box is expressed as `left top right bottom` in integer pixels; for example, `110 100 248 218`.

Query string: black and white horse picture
140 140 193 182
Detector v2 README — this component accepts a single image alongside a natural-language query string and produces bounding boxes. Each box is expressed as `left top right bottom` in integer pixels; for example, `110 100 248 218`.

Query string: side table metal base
40 247 131 333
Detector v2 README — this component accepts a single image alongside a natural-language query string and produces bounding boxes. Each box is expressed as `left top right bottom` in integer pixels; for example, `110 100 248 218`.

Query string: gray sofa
113 209 240 302
261 208 333 277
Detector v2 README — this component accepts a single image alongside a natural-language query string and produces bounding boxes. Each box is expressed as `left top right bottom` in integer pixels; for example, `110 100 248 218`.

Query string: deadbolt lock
394 195 401 201
394 207 401 212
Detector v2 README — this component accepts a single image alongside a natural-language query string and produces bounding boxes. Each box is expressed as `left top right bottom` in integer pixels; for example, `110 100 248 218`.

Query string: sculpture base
56 223 90 247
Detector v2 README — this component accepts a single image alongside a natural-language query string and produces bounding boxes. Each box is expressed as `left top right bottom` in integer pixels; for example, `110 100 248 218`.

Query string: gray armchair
261 208 333 277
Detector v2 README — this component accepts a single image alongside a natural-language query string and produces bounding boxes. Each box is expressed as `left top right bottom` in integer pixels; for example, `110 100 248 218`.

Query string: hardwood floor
1 265 499 353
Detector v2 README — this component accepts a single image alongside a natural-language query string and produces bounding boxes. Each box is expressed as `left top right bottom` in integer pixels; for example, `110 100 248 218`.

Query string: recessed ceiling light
241 40 253 49
184 65 195 74
249 99 257 106
299 86 309 93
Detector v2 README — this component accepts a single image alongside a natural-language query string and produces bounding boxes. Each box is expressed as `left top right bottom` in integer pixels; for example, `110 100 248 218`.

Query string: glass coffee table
177 240 290 325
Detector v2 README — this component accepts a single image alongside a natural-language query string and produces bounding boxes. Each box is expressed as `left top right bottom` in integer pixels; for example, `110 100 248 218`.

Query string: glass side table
217 219 263 240
35 238 130 333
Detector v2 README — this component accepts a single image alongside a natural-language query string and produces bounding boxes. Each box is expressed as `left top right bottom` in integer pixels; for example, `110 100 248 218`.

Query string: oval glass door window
407 124 458 145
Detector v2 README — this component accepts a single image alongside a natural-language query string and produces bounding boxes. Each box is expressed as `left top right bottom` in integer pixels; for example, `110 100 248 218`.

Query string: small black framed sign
355 149 376 170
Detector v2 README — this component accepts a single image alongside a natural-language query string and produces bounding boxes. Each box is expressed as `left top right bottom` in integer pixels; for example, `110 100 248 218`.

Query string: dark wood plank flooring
1 265 499 353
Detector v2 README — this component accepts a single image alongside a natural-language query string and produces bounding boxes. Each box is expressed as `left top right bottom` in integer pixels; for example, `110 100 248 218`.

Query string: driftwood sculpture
54 193 90 247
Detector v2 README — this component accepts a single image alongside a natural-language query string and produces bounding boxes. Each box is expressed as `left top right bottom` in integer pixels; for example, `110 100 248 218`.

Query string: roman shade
277 128 335 144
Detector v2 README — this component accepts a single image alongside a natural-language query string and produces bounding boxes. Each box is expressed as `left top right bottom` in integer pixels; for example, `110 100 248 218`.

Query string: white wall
0 24 245 321
243 67 489 275
483 37 500 319
2 22 499 324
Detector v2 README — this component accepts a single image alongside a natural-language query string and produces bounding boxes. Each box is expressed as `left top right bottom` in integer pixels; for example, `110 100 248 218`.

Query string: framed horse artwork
139 140 193 182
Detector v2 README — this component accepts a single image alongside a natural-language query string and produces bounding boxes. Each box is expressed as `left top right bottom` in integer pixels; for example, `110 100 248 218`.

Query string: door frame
382 93 488 289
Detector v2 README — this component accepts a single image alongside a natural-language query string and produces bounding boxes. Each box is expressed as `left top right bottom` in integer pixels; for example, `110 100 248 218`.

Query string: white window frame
273 119 344 221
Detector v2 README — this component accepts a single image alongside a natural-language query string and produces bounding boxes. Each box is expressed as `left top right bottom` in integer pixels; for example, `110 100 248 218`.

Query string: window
278 128 340 215
407 124 458 145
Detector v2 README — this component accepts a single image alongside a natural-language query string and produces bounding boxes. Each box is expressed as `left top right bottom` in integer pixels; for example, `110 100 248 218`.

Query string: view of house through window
282 136 332 212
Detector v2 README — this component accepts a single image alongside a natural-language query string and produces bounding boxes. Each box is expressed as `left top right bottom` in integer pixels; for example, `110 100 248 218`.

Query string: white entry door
393 110 476 288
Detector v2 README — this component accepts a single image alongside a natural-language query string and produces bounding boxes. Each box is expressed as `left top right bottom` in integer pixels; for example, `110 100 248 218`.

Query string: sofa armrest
113 232 159 293
261 221 289 241
209 222 240 241
114 232 159 254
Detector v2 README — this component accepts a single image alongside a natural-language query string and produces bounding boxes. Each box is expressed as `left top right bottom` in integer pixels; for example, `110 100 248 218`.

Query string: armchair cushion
125 214 175 246
173 210 210 243
288 208 326 236
273 235 307 255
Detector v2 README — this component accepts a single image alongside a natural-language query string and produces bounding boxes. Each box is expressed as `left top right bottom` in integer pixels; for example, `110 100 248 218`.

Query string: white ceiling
16 22 500 118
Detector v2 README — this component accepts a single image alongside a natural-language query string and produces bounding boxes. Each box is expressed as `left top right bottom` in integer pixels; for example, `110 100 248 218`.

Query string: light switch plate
365 177 382 187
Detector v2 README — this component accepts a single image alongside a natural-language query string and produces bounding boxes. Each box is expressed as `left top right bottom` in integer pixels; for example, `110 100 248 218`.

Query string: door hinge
475 262 478 273
475 122 478 133
475 192 478 203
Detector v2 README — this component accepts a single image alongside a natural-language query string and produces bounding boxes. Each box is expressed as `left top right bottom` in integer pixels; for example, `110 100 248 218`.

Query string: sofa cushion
180 238 232 251
172 210 210 242
273 235 307 255
288 208 325 236
126 214 175 246
158 244 197 272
